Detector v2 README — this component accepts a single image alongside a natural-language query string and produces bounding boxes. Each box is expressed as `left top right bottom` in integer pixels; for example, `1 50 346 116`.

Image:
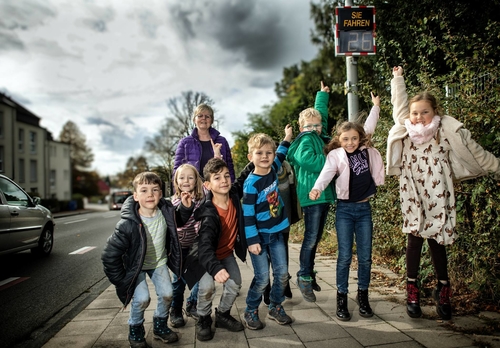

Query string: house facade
0 92 71 200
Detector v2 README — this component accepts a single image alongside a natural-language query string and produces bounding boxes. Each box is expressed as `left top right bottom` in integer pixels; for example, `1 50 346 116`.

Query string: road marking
0 277 29 291
64 219 88 224
69 246 96 255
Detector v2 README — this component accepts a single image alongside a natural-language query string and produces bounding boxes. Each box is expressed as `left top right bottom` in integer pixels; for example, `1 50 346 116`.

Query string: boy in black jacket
102 172 183 347
183 158 250 341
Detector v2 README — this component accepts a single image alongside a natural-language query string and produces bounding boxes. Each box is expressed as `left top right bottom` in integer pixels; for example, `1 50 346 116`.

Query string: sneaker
268 305 292 325
169 307 185 328
263 283 271 305
186 300 199 319
244 310 264 330
297 276 316 302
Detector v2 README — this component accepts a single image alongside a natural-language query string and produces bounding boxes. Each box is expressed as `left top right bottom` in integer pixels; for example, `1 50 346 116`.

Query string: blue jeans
128 263 173 325
298 203 330 278
172 248 199 308
335 200 373 294
246 232 288 311
197 254 241 316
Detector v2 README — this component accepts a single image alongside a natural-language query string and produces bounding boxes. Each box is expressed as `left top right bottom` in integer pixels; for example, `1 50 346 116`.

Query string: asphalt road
0 205 120 348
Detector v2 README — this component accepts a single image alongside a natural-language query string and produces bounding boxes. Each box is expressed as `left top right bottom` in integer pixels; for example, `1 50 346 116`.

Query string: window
50 170 56 189
0 111 3 138
19 128 24 153
30 160 37 182
63 147 69 158
19 158 25 183
0 146 4 173
0 176 30 206
64 170 69 180
29 131 36 154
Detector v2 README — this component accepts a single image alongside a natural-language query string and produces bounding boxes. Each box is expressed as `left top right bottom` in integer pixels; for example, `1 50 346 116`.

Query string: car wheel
32 226 53 256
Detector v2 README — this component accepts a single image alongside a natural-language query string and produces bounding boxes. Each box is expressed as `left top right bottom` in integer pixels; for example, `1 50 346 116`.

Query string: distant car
108 191 133 210
0 174 55 256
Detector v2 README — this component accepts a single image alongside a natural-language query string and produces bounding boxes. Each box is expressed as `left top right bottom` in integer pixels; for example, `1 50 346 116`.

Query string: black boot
215 307 244 331
336 291 351 321
433 281 452 320
129 324 148 348
312 270 321 292
169 307 185 328
357 289 373 317
196 314 213 341
153 316 178 343
406 280 422 318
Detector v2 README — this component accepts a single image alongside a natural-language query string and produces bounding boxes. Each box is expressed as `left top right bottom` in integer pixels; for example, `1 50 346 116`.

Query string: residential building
0 92 71 200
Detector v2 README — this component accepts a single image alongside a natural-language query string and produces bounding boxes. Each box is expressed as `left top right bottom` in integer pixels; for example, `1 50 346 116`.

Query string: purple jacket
174 127 235 182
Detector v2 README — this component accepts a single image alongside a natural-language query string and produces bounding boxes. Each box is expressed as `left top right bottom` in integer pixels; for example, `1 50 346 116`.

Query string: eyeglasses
196 114 212 119
302 124 322 130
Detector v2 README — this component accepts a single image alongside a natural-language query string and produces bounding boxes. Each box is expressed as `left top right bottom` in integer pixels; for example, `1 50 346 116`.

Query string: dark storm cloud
0 0 56 51
168 1 294 70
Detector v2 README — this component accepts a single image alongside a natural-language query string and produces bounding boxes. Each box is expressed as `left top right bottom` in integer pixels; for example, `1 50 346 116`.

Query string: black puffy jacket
101 196 182 306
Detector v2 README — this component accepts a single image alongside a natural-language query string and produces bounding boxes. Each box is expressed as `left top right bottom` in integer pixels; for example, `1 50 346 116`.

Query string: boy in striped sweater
242 125 294 330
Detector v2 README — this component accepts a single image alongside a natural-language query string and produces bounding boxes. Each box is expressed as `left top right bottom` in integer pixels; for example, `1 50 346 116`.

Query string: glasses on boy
302 124 322 130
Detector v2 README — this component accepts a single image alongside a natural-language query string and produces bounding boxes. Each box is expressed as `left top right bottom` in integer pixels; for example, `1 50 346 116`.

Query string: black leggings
406 233 449 281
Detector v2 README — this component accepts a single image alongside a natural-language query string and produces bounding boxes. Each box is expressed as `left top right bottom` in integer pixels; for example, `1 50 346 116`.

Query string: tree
115 156 149 189
59 121 94 169
59 121 96 196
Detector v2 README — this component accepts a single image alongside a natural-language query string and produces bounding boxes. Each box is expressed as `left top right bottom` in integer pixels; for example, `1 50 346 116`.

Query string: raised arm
391 66 409 126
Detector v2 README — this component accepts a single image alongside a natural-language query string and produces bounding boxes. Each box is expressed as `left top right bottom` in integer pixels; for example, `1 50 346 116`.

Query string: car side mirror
33 196 41 205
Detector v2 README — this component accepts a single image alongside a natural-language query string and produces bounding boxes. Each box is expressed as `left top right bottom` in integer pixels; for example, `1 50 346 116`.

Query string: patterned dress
399 132 457 245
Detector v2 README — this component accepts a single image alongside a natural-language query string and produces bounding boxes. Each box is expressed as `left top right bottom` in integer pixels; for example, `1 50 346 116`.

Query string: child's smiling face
409 100 436 126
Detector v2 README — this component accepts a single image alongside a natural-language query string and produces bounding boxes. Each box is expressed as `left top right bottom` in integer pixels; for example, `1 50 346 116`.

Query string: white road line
64 219 88 224
0 277 20 287
69 246 96 255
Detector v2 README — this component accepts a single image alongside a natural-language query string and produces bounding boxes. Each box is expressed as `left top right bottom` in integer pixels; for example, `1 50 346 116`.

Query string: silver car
0 174 55 256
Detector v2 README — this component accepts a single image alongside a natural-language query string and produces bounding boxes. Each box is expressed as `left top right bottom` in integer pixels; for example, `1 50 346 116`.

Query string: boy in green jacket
286 81 336 302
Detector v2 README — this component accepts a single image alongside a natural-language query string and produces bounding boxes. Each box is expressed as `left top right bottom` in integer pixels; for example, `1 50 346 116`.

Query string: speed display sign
335 6 376 56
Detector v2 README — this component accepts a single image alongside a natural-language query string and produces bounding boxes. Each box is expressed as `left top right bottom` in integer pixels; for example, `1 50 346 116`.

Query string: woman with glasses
174 104 235 182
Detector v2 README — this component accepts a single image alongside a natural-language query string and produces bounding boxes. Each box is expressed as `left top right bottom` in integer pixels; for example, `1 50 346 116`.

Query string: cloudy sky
0 0 318 176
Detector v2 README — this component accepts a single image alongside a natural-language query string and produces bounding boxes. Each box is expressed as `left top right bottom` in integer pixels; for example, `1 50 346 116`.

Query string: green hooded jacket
287 91 336 207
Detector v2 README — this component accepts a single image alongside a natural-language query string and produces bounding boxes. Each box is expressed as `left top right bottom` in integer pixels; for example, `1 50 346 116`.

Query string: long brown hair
325 121 371 154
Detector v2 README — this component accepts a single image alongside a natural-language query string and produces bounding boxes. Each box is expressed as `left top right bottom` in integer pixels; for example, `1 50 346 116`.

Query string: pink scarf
405 116 441 144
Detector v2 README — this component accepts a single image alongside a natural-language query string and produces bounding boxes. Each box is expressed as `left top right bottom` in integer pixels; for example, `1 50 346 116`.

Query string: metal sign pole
345 0 358 121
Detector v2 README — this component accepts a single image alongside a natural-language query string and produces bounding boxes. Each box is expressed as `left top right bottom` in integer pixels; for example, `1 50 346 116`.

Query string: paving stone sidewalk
43 243 500 348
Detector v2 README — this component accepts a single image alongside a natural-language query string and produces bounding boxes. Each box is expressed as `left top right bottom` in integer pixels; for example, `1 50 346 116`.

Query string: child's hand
211 139 222 158
180 191 193 208
393 66 403 77
214 269 230 284
371 92 380 107
248 243 261 255
284 124 293 142
320 81 330 93
309 189 321 201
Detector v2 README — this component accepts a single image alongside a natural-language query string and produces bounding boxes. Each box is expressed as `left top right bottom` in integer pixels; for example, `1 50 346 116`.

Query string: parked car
108 190 133 210
0 174 55 256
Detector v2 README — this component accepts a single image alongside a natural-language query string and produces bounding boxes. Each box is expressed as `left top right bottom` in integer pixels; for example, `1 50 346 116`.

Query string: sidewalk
43 244 500 348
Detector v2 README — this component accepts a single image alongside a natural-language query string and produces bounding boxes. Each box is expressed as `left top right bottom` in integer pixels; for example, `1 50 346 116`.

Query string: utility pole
345 0 358 122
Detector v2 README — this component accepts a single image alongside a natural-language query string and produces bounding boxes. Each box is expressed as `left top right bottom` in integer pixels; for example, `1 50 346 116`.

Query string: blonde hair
298 107 321 128
192 104 214 123
172 164 204 200
247 133 276 154
132 172 162 192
